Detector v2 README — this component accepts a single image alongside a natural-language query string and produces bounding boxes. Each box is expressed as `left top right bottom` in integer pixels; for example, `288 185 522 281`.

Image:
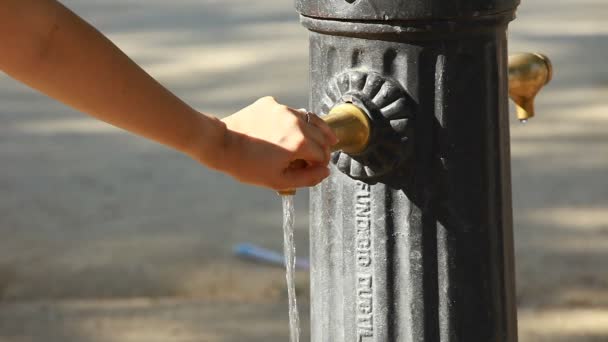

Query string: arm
0 0 336 190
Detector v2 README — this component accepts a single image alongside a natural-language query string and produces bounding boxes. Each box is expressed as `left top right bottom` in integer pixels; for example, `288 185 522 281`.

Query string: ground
0 0 606 341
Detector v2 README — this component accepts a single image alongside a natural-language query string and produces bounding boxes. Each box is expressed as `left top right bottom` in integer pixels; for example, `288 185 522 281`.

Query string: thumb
282 164 330 188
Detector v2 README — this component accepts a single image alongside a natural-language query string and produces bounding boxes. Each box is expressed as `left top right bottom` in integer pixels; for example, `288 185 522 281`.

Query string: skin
0 0 337 191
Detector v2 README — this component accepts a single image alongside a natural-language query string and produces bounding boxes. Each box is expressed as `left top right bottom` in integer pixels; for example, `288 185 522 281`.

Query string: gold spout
278 103 370 195
508 53 553 122
324 103 371 154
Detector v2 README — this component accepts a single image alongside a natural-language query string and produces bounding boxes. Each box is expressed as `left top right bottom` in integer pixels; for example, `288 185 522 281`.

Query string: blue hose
233 243 310 270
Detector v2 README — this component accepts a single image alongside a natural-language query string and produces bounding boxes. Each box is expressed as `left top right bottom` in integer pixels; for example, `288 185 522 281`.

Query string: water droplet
520 119 528 124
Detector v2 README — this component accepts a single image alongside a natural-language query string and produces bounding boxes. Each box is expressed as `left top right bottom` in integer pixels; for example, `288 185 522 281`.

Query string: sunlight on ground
0 299 296 342
527 207 608 231
108 23 305 81
520 309 608 342
12 118 120 135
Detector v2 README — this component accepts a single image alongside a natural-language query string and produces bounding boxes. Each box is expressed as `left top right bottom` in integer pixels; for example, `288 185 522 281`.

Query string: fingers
307 112 339 146
296 108 338 146
294 132 329 165
222 97 337 192
282 164 330 188
290 109 327 152
281 108 328 164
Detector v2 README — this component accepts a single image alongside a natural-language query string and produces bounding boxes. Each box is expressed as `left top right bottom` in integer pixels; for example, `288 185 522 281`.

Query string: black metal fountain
291 0 553 341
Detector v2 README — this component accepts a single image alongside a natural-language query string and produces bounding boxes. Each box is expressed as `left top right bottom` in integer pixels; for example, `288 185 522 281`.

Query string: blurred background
0 0 606 341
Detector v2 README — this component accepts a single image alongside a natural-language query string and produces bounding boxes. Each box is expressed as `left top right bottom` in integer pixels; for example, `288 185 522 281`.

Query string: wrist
185 113 233 172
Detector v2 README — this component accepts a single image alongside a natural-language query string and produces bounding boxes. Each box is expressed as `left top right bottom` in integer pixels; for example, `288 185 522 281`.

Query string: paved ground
0 0 606 341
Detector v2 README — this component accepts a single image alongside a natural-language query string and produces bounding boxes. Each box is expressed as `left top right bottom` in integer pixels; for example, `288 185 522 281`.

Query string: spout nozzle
324 103 370 154
508 53 552 121
514 97 535 122
277 103 370 196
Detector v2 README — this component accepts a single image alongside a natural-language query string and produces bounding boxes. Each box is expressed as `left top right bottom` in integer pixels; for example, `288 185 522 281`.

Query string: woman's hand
211 96 338 191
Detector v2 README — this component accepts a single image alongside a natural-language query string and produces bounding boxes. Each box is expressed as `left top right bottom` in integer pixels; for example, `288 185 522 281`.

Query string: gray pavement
0 0 606 341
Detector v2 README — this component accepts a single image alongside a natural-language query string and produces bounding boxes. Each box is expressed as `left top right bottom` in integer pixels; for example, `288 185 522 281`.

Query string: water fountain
291 0 552 341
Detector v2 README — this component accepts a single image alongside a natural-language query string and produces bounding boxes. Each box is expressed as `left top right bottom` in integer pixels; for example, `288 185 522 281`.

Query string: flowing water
281 195 300 342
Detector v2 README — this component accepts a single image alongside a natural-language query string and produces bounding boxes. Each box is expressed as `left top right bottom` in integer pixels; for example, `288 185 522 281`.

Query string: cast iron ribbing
301 0 519 341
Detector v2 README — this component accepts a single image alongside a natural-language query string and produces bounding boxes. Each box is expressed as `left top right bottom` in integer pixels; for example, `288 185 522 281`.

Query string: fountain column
298 0 521 340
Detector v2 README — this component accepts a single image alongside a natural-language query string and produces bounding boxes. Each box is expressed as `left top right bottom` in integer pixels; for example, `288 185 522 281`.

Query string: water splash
282 195 300 342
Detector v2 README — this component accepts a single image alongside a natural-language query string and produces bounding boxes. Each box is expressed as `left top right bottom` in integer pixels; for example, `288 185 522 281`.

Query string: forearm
0 0 224 159
0 0 336 190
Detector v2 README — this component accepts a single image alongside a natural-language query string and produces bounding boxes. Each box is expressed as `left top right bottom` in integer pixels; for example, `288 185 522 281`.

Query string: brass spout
324 103 371 154
278 103 370 195
508 53 553 122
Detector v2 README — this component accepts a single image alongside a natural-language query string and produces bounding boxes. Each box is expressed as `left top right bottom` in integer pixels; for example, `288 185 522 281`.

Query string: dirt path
0 0 606 341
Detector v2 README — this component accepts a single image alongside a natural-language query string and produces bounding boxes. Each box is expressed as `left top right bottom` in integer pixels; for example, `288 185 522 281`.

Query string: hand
216 96 338 190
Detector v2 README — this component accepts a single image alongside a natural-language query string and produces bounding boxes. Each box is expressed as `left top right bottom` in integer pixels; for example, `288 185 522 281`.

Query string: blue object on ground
234 243 310 270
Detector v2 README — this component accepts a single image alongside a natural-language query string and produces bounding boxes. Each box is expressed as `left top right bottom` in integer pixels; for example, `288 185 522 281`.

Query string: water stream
281 195 300 342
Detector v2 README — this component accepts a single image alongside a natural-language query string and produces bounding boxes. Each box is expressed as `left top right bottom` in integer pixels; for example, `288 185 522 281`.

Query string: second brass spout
508 53 553 122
